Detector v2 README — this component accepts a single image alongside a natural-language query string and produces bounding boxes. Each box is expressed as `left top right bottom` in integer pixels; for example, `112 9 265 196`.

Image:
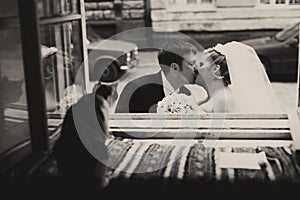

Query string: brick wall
85 0 145 21
85 2 115 20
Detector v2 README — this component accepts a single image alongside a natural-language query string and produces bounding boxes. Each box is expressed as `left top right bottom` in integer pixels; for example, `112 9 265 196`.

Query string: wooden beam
18 0 49 154
109 119 290 129
110 113 288 120
111 128 291 139
109 113 292 140
298 22 300 107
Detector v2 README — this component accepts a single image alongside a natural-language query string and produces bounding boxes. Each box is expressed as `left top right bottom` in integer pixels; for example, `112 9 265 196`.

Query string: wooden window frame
0 0 89 176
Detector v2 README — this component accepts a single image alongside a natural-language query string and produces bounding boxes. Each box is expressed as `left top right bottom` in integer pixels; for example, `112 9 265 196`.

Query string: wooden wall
150 0 300 32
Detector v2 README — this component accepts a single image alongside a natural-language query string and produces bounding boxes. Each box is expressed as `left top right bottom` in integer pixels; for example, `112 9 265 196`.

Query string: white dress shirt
161 71 175 96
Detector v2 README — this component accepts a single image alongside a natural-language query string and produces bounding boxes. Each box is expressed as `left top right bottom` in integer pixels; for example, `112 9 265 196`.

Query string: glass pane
289 0 300 4
0 27 30 154
40 20 84 134
202 0 212 4
261 0 270 4
37 0 79 19
0 0 18 18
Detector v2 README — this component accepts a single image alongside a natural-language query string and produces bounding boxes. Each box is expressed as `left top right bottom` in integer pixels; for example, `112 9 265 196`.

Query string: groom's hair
158 41 197 70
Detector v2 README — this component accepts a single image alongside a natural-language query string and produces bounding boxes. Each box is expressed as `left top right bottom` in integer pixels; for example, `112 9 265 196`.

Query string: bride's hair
208 50 231 86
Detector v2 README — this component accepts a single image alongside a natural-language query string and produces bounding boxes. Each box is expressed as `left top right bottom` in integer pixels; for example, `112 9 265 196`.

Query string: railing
109 113 297 141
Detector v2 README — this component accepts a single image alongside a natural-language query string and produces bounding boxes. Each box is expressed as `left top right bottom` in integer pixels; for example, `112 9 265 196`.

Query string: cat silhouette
53 84 112 193
0 75 23 109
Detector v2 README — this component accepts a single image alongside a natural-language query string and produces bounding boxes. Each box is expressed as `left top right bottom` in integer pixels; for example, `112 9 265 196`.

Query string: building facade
84 0 149 37
150 0 300 32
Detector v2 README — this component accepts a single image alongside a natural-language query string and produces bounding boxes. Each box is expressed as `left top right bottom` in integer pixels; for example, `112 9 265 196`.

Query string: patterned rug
105 138 300 184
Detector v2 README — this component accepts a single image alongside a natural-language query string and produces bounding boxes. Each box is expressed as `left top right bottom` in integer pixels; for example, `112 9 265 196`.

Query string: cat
0 75 24 109
53 84 113 193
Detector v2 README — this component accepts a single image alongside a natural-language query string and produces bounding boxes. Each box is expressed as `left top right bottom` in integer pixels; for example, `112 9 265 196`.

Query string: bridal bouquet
157 93 200 114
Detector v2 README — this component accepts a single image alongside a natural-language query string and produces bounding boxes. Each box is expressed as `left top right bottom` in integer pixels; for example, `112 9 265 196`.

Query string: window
40 21 84 115
38 0 88 135
37 0 79 18
0 0 88 174
289 0 300 4
0 27 31 154
260 0 300 5
261 0 270 4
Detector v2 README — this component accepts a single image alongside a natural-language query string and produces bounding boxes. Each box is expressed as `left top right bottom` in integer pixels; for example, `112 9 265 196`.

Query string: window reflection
0 27 30 154
37 0 79 19
40 20 84 133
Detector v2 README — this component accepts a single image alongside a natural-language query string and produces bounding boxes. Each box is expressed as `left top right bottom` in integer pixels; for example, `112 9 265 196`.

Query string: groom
114 40 200 113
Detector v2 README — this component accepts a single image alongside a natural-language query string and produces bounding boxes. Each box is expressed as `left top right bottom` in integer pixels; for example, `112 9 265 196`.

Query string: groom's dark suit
115 71 191 113
115 71 164 113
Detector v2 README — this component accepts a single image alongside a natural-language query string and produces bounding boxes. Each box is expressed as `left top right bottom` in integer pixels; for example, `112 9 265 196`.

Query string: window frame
258 0 300 9
0 0 88 177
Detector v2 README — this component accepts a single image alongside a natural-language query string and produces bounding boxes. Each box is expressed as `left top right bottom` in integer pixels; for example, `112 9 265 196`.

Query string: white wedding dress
213 41 282 114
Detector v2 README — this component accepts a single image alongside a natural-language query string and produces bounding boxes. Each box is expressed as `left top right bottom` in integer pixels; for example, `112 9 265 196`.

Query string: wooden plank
4 108 29 120
110 128 290 133
47 112 64 119
39 14 82 25
150 0 166 9
288 110 300 150
110 113 292 140
298 22 300 107
47 118 63 127
128 139 293 147
110 113 288 120
152 18 300 32
151 8 300 22
215 0 256 7
111 129 291 139
109 119 289 129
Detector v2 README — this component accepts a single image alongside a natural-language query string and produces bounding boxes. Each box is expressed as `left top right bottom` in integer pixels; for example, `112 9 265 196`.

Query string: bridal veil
214 41 282 113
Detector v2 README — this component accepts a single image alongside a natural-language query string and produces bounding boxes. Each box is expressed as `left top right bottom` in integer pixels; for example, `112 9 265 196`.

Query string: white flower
157 93 200 114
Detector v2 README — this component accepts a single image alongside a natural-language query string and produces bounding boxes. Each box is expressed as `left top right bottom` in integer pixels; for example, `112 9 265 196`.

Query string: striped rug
105 138 300 183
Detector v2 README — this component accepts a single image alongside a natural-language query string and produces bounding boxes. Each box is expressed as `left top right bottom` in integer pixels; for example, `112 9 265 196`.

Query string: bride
194 41 282 114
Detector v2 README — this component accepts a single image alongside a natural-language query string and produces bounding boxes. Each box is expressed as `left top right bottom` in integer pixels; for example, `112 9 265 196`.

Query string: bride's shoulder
213 88 235 112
